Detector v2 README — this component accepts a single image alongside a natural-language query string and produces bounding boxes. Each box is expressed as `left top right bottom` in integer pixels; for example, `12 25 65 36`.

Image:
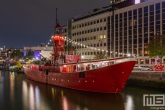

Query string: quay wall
127 71 165 89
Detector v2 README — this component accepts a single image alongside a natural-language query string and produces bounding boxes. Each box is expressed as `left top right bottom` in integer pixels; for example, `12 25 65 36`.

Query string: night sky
0 0 109 48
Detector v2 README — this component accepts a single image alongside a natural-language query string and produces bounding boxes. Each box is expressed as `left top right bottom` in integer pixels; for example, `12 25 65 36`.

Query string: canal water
0 71 164 110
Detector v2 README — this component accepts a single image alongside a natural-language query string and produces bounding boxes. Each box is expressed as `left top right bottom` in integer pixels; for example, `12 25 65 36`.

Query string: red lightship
24 23 136 93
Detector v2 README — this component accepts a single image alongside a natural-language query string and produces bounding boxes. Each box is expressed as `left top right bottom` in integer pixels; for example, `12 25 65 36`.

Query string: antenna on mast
56 8 58 25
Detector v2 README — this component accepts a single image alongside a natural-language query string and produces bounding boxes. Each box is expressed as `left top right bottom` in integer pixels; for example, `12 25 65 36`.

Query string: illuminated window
100 35 103 39
129 19 137 26
140 59 144 64
129 20 132 26
134 19 137 25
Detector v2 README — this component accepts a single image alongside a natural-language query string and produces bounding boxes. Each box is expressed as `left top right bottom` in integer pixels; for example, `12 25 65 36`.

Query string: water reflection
35 86 40 110
22 81 50 110
0 71 3 100
22 81 28 110
0 71 1 76
124 95 134 110
0 71 164 110
122 85 165 110
29 84 35 110
24 79 125 110
10 72 15 106
62 96 68 110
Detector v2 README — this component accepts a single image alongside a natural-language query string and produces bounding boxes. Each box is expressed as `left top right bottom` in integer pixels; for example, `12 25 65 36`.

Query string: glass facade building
108 0 165 65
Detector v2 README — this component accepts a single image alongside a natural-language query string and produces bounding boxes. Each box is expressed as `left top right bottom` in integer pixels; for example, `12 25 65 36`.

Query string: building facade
24 46 53 59
63 7 109 61
108 0 165 65
63 0 165 65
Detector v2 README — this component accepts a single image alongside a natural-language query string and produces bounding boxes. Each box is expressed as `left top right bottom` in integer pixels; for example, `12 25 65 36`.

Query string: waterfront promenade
0 64 9 70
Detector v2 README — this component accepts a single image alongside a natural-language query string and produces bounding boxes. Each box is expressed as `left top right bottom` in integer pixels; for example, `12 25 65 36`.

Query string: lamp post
81 55 84 61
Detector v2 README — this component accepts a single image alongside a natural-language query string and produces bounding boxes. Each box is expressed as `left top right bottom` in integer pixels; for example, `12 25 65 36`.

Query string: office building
63 0 165 65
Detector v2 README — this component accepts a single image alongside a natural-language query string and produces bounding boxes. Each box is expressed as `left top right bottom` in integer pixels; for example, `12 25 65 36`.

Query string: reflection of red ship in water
25 79 125 110
24 22 136 93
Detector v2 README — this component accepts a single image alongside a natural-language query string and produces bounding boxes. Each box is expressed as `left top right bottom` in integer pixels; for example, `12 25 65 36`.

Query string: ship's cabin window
56 28 64 34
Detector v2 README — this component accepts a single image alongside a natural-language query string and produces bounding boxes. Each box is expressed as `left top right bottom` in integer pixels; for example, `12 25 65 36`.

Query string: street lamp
81 55 84 61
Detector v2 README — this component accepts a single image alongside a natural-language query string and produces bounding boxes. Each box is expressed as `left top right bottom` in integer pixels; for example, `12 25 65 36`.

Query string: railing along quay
0 64 24 73
0 64 9 70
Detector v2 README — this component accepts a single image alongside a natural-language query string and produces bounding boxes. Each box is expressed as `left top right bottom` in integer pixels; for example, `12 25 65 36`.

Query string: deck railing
25 57 136 73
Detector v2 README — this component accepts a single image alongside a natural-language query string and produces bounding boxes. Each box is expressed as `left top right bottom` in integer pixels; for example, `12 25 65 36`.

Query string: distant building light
127 54 131 57
135 0 140 4
81 56 84 59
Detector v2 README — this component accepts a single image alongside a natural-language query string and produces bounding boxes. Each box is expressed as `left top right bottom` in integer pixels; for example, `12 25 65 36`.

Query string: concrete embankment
127 71 165 89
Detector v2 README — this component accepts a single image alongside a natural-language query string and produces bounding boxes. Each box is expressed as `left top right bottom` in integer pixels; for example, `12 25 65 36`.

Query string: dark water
0 71 164 110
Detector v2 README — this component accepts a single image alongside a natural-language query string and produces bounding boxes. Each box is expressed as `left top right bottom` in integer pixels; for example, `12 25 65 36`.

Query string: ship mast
56 8 58 25
52 8 65 65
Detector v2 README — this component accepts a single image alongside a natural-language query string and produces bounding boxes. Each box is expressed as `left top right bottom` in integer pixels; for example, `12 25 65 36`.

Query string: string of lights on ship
44 36 108 52
43 36 131 56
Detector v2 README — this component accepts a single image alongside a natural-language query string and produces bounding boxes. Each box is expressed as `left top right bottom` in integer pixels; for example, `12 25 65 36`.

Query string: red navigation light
52 34 65 46
53 35 59 41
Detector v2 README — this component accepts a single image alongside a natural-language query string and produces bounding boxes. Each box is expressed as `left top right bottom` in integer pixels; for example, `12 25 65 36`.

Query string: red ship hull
24 59 136 93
